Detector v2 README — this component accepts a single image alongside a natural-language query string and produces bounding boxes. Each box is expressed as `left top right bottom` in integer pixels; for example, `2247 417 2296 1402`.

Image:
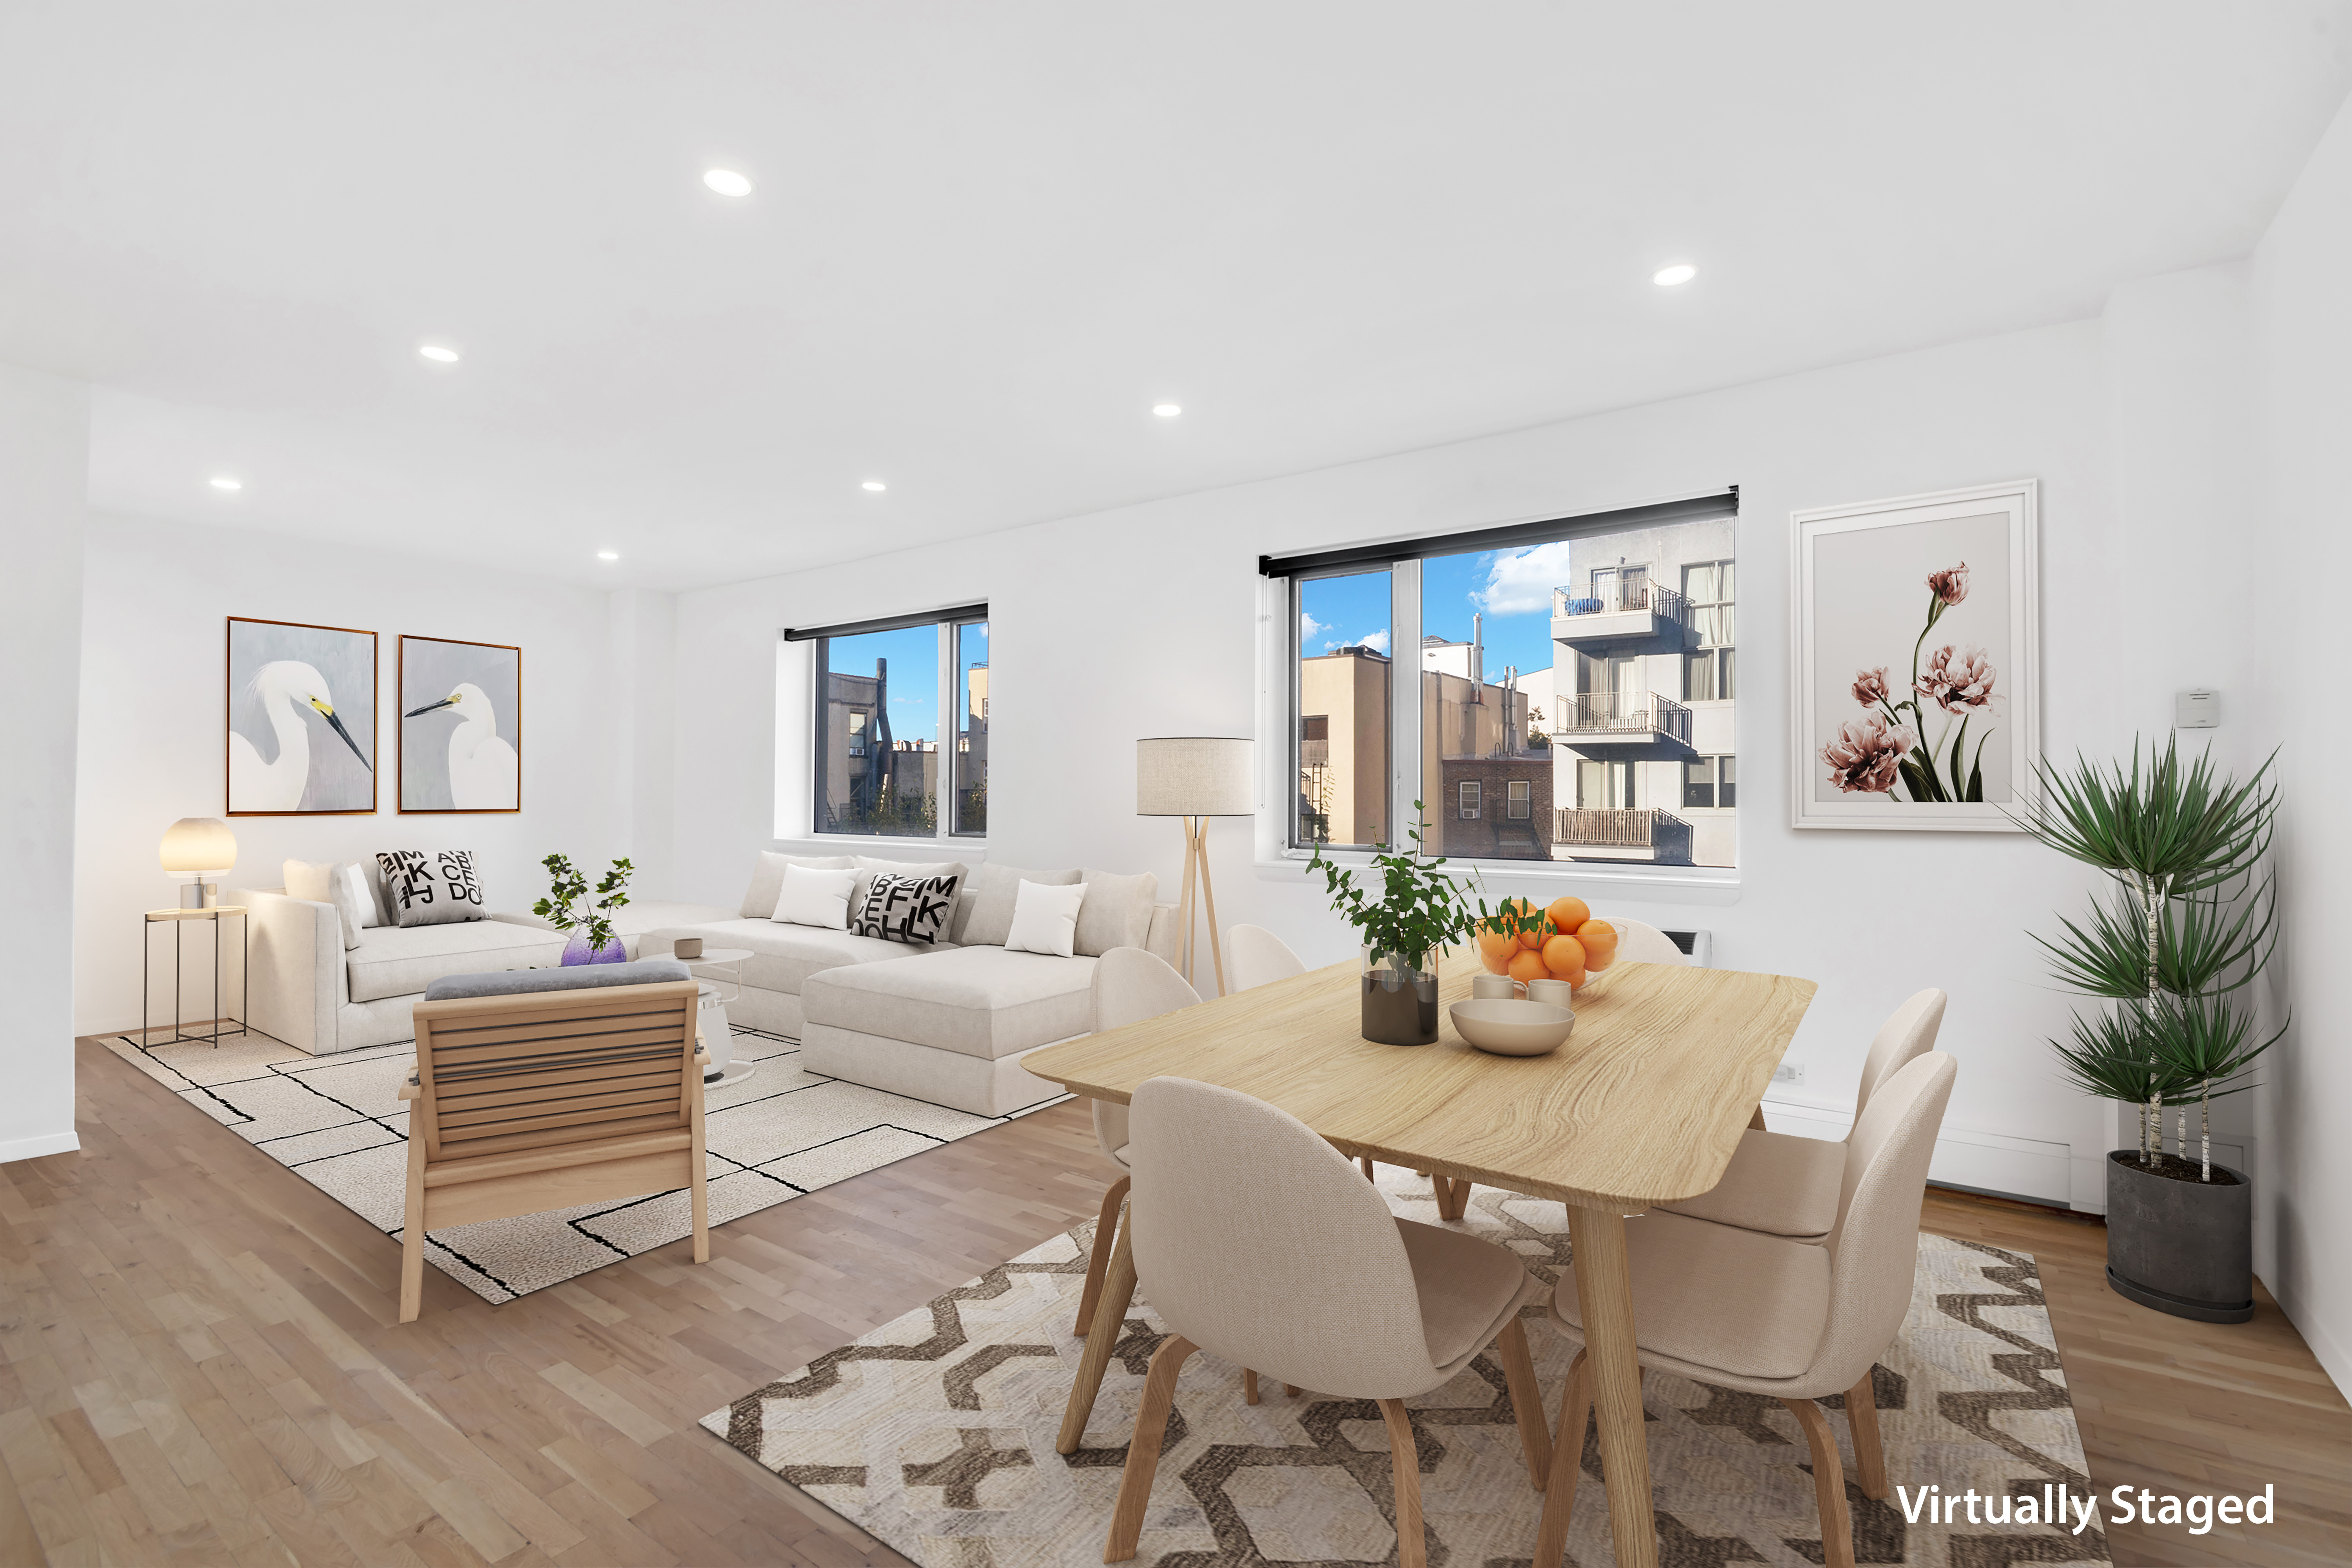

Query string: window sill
1260 849 1740 904
779 834 989 854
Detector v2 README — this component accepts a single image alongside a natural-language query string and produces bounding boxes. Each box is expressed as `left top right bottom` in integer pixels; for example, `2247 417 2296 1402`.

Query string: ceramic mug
1525 977 1576 1009
1470 973 1520 1000
675 936 705 960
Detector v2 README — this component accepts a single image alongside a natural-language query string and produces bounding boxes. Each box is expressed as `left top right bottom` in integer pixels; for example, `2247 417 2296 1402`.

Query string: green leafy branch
533 853 634 956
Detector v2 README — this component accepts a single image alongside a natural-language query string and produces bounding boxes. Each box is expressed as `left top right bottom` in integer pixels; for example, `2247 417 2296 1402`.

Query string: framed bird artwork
397 635 521 813
226 617 378 815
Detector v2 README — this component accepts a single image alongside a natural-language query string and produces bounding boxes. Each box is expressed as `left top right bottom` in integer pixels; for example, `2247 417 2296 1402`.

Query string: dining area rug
704 1168 2110 1566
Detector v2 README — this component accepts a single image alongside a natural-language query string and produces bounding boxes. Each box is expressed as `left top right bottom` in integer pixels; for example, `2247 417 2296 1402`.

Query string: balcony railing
1552 581 1688 623
1554 690 1693 746
1555 806 1692 847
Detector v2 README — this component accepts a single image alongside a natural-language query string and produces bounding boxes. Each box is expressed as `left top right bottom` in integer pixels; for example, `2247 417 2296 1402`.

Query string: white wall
73 513 634 1035
1 363 90 1163
2250 89 2352 1392
673 315 2138 1211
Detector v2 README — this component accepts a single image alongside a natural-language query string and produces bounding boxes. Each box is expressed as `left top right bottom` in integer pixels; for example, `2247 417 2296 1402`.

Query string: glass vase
561 931 629 965
1361 946 1439 1046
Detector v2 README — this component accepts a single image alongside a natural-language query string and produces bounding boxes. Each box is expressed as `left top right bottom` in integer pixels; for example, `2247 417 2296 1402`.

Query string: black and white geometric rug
704 1169 2111 1567
104 1027 1063 1305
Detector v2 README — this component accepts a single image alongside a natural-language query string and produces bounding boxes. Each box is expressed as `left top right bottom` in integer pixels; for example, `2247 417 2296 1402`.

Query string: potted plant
2013 738 2282 1323
1307 804 1508 1045
534 853 635 965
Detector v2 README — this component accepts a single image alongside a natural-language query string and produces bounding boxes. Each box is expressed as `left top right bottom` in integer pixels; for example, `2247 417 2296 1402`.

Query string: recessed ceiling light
703 169 753 198
1152 403 1181 418
209 476 242 492
418 344 460 364
597 550 619 561
1653 263 1697 287
861 480 886 492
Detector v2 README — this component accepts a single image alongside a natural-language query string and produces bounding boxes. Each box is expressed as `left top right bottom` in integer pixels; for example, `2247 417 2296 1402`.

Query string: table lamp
1135 737 1253 995
160 817 238 909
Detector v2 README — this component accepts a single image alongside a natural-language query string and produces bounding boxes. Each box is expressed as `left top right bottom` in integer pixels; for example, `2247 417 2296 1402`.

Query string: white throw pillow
1002 879 1091 958
772 864 859 929
375 851 489 928
282 858 369 949
336 862 380 927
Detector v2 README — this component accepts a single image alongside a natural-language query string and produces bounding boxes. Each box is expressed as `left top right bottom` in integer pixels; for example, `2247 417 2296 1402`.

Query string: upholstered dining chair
1105 1076 1553 1567
1657 988 1946 1242
1226 923 1308 993
1074 947 1201 1337
1600 916 1688 965
1532 1051 1958 1568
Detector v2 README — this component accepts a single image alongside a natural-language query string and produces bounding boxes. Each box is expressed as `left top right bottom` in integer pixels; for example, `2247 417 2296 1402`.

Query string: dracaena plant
2010 737 2284 1180
1306 802 1521 971
533 853 634 956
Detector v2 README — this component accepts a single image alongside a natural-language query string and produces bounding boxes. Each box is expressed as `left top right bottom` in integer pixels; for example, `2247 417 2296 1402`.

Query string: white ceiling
5 3 2348 591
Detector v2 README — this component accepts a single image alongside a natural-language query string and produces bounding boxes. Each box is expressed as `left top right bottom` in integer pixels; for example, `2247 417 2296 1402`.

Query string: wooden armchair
397 975 709 1321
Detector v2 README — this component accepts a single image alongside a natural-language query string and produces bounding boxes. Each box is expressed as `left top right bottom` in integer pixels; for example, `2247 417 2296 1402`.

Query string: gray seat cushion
344 919 572 1002
802 946 1097 1060
423 959 693 1002
644 916 956 996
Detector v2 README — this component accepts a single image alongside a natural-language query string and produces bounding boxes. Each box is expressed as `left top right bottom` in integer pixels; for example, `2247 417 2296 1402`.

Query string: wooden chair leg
1360 1155 1375 1180
1244 1368 1258 1405
1074 1176 1129 1338
1378 1397 1426 1568
1284 1383 1299 1396
1058 1212 1136 1455
1845 1369 1887 1499
1494 1317 1552 1489
399 1137 426 1323
1531 1348 1590 1568
690 1062 711 1263
1784 1397 1856 1568
1104 1334 1197 1562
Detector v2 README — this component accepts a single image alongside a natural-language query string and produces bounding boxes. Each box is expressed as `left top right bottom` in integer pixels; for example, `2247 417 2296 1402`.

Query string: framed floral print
1789 479 2039 831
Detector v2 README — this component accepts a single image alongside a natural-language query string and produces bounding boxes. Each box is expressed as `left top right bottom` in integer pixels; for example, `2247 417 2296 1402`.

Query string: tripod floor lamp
1135 737 1253 996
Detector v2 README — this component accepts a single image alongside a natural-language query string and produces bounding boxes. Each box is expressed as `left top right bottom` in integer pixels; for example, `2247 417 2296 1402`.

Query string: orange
1545 896 1591 934
1541 933 1587 982
1577 918 1619 971
1476 927 1515 967
1518 917 1552 950
1506 947 1548 985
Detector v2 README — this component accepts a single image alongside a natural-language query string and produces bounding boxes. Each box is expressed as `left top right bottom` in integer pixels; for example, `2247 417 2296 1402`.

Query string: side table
142 906 249 1047
677 946 755 1087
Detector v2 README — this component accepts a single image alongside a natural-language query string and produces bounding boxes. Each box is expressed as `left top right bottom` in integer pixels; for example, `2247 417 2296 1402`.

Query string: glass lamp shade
1136 737 1254 817
159 816 238 876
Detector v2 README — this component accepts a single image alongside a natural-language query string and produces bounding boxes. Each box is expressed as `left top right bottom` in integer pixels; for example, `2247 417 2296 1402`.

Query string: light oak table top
1022 949 1817 1212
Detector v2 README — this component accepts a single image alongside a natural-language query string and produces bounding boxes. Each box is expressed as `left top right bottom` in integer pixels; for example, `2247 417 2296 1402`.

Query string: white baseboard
1759 1098 2074 1207
0 1130 81 1165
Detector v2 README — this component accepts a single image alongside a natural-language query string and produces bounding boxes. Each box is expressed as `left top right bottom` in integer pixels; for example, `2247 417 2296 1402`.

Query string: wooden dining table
1020 948 1817 1568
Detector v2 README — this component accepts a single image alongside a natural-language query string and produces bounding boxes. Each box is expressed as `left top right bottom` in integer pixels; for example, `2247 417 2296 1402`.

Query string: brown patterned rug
703 1169 2110 1566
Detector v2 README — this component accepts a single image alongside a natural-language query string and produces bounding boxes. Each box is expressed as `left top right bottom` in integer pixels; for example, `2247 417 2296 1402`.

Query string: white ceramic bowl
1448 998 1575 1057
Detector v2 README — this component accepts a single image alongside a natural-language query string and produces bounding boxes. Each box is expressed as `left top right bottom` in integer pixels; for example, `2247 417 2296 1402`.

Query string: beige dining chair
1657 988 1946 1242
1533 1051 1958 1568
1600 916 1688 965
1226 923 1308 993
1106 1076 1552 1567
1074 947 1202 1338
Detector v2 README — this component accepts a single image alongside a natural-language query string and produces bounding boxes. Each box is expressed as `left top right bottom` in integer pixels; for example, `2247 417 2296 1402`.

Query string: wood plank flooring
0 1037 2341 1566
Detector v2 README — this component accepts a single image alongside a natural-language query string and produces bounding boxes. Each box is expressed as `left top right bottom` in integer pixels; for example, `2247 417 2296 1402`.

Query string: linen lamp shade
159 817 238 875
1135 737 1253 817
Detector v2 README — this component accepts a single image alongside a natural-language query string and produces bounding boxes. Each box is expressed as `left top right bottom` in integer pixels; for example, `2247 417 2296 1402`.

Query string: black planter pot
2105 1148 2254 1323
1361 960 1439 1046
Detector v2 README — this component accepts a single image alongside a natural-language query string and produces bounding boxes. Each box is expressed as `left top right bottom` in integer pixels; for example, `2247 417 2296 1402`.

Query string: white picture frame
1789 479 2038 832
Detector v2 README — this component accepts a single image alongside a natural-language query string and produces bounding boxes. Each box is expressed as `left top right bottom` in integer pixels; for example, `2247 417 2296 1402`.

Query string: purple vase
561 932 628 965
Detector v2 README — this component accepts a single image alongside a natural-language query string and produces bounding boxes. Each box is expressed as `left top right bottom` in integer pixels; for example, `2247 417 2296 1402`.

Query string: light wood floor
1 1038 2342 1567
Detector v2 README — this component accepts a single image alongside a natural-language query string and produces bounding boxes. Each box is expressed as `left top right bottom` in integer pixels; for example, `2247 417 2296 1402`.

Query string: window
1269 490 1739 869
1684 755 1736 809
791 604 987 840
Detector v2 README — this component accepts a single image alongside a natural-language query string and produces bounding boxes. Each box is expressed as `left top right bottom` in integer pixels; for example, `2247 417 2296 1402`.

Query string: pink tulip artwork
1820 561 2000 801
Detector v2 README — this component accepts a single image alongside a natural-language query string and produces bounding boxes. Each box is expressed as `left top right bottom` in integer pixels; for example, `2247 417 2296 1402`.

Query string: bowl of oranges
1474 896 1619 990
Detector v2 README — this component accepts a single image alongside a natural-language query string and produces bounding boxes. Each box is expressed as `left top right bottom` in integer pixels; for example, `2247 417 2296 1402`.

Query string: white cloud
1357 629 1391 654
1300 610 1324 640
1472 540 1577 615
892 696 926 705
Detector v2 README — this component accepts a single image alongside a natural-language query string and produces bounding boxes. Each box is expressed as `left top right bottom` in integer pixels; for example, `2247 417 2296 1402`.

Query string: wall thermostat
2175 689 2221 730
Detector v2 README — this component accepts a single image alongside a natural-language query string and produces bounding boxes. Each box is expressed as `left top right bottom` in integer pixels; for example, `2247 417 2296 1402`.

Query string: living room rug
103 1027 1064 1305
704 1169 2111 1567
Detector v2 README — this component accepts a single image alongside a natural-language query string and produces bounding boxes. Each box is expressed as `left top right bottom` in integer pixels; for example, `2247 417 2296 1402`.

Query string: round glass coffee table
679 948 756 1086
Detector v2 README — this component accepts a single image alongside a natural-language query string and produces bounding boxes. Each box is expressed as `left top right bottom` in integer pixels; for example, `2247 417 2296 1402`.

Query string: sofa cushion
345 919 569 1002
802 946 1098 1061
423 959 693 1002
852 871 962 947
955 862 1080 947
1074 869 1158 956
375 851 490 927
643 916 953 997
740 851 856 919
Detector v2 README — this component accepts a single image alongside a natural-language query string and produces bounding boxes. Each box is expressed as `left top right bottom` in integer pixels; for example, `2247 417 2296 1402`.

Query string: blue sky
1299 539 1576 682
826 622 989 745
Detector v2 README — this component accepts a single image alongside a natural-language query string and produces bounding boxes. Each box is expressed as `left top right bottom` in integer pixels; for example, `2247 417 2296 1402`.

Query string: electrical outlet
1772 1063 1804 1086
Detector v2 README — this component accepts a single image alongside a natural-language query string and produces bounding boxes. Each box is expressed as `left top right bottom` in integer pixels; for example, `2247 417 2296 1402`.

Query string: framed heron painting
1789 479 2039 832
225 617 379 816
398 635 521 813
